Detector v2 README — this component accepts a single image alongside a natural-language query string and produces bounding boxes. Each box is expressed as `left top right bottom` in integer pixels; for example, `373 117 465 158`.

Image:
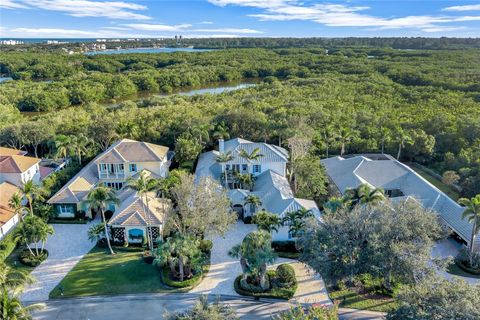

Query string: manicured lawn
328 288 398 313
409 164 460 201
447 262 480 279
49 246 181 298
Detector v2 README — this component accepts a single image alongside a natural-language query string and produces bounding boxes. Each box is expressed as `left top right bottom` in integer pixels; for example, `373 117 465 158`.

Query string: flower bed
161 267 205 288
234 267 297 300
455 259 480 275
19 249 49 267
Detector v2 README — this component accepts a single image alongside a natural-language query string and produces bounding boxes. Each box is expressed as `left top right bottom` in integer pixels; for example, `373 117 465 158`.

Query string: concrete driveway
21 222 95 302
190 221 256 296
432 238 480 285
32 293 385 320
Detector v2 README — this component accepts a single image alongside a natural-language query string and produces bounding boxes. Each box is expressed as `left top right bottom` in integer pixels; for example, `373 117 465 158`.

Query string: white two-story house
195 138 320 241
0 147 41 240
48 139 171 244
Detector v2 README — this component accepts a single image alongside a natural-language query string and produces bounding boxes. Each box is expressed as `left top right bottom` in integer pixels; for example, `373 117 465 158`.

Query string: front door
232 204 244 220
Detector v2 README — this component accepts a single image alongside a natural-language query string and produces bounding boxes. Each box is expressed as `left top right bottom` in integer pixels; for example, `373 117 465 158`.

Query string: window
242 164 248 172
253 165 261 174
104 182 124 190
129 163 137 172
226 164 230 170
59 205 74 214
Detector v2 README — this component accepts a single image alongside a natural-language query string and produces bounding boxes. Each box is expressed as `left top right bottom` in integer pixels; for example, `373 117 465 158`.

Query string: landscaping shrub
234 271 297 300
455 248 480 275
243 216 252 224
276 264 296 287
19 249 48 267
240 276 270 293
272 241 298 253
199 239 213 253
0 230 18 261
74 210 86 220
161 267 203 288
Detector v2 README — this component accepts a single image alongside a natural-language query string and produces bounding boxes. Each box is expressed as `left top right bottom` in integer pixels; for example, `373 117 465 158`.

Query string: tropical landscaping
1 40 480 320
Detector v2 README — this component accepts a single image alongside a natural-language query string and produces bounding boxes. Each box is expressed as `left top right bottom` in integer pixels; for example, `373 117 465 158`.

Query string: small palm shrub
276 264 296 288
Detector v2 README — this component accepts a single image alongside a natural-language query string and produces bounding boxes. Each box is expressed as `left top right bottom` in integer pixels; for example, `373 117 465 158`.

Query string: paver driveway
21 222 95 302
190 221 256 295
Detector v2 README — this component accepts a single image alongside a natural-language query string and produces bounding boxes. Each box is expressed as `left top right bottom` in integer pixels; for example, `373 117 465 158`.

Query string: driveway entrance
190 221 256 295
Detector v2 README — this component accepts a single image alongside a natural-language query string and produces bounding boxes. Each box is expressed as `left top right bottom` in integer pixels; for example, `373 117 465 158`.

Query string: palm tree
238 148 264 175
244 195 262 216
235 172 254 190
344 183 385 207
379 126 392 154
323 196 347 214
212 121 230 142
87 223 105 244
0 261 35 291
83 186 119 255
338 127 355 156
229 230 277 290
459 195 480 263
54 134 74 160
70 134 91 164
19 180 43 216
125 171 158 251
395 128 413 160
322 124 337 158
9 192 27 222
1 288 44 320
282 208 314 238
252 210 282 233
216 151 233 187
15 215 54 257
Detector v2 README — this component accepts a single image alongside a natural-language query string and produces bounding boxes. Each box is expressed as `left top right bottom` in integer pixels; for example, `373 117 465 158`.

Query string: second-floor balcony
98 163 126 180
99 171 126 179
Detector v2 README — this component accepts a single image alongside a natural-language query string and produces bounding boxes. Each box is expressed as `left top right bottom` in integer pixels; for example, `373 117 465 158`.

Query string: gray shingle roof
321 155 477 247
48 139 168 205
108 191 169 227
222 138 288 164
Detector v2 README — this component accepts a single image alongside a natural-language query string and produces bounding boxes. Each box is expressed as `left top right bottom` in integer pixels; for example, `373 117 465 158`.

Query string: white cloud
199 21 214 24
193 28 263 34
443 4 480 12
209 0 477 32
0 0 29 9
123 23 192 31
2 0 151 20
421 26 468 32
4 27 153 38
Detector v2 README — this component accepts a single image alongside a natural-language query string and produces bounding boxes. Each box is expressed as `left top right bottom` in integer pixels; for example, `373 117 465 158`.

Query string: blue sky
1 0 480 38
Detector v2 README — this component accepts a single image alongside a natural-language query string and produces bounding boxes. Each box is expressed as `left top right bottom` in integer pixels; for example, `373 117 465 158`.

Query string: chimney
219 139 225 153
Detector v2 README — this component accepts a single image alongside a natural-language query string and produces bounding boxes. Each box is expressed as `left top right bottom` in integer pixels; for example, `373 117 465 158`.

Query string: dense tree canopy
0 47 479 197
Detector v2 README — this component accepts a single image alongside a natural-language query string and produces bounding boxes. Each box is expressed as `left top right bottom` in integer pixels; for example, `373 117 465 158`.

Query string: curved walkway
21 222 95 302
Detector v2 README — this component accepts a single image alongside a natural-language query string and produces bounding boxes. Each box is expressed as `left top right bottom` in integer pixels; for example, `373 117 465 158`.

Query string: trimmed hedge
49 218 87 224
272 241 298 253
161 267 203 288
234 269 297 300
19 249 49 267
0 229 18 261
455 259 480 275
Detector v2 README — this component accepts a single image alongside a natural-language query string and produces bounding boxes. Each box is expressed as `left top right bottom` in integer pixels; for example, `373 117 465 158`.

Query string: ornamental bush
19 249 48 267
276 264 296 288
199 239 213 253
